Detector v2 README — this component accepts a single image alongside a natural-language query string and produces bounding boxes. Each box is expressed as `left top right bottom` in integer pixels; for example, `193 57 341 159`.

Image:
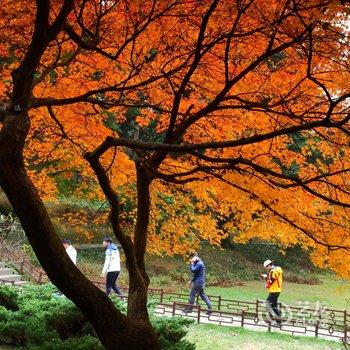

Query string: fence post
172 302 176 317
344 310 348 344
197 305 201 324
160 289 164 304
20 259 24 274
241 310 245 327
315 320 319 338
255 299 259 317
218 295 221 311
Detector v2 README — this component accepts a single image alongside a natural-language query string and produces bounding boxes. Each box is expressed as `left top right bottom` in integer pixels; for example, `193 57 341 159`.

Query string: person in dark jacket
184 252 212 315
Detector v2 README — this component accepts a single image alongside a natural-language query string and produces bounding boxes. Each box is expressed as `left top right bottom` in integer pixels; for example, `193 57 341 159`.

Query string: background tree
1 0 350 348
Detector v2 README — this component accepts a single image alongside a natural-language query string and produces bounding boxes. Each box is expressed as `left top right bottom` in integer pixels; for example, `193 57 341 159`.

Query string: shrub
151 274 175 288
28 336 104 350
0 320 28 346
0 285 19 311
284 272 321 285
45 303 92 339
152 317 195 350
0 284 195 349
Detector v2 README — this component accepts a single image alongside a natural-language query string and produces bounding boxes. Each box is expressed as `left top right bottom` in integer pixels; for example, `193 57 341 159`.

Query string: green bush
0 284 195 349
0 319 28 346
28 336 104 350
0 306 10 323
151 274 175 287
46 303 93 340
152 317 195 350
78 249 105 263
0 285 19 311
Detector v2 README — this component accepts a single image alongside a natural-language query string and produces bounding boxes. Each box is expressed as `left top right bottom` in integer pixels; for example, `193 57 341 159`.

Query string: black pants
267 292 281 323
106 271 121 295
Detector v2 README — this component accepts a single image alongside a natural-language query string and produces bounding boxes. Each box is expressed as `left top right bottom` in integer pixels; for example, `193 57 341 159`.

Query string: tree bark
85 152 155 326
0 151 159 350
127 165 152 320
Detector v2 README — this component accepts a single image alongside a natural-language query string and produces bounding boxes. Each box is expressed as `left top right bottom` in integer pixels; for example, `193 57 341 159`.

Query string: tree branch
165 0 220 140
84 113 350 159
211 173 350 250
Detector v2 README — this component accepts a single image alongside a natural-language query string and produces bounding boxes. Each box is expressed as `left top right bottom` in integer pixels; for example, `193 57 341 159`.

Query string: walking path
0 261 26 287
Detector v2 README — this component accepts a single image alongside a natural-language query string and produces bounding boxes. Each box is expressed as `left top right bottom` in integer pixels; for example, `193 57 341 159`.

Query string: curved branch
85 114 350 159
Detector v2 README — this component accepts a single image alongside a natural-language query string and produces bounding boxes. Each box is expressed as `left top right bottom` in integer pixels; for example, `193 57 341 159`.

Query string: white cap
263 259 273 268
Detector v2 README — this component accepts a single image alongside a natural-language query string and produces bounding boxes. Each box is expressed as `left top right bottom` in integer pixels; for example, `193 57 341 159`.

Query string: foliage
0 285 18 312
0 214 22 241
0 284 194 349
1 1 350 274
152 317 195 350
28 336 103 350
143 244 322 289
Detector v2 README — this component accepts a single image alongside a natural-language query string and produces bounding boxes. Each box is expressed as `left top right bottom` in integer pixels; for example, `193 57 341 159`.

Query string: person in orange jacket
260 259 283 325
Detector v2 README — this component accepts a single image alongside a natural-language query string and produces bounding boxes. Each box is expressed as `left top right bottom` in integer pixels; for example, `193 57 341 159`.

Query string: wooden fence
0 278 17 286
0 244 47 283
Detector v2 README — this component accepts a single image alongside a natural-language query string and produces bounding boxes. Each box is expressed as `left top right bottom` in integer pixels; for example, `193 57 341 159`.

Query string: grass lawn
204 275 350 310
186 323 343 350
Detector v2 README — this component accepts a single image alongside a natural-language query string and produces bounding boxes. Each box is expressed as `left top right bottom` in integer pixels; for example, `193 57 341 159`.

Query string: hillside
78 243 324 289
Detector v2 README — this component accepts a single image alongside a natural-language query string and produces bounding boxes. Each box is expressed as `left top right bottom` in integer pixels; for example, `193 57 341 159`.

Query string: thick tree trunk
127 272 151 320
127 166 152 320
0 157 159 350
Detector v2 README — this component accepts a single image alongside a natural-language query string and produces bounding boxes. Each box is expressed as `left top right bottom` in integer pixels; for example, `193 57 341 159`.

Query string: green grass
186 324 343 350
205 275 350 310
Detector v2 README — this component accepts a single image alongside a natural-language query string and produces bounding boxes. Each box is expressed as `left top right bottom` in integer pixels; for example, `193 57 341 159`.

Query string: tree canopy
1 0 350 347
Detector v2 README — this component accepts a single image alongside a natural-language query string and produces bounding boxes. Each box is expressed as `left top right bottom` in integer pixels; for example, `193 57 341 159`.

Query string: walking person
261 259 283 325
62 238 77 265
55 239 77 297
184 252 212 315
101 237 122 296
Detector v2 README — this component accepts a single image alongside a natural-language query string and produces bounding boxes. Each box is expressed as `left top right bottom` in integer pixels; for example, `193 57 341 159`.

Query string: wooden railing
0 278 17 286
0 244 47 283
0 243 349 343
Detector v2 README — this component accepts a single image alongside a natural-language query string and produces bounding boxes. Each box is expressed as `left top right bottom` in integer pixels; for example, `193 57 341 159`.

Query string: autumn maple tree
1 0 350 348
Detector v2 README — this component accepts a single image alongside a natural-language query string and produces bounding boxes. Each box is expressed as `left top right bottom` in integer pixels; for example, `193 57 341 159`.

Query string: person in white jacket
62 239 77 265
101 237 122 296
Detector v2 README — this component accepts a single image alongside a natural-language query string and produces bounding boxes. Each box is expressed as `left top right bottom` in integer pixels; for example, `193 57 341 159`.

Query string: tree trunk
127 272 151 320
127 166 152 320
0 156 159 350
84 150 159 344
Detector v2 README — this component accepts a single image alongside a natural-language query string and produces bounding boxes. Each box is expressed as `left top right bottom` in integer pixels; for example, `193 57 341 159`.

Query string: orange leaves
3 0 350 277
